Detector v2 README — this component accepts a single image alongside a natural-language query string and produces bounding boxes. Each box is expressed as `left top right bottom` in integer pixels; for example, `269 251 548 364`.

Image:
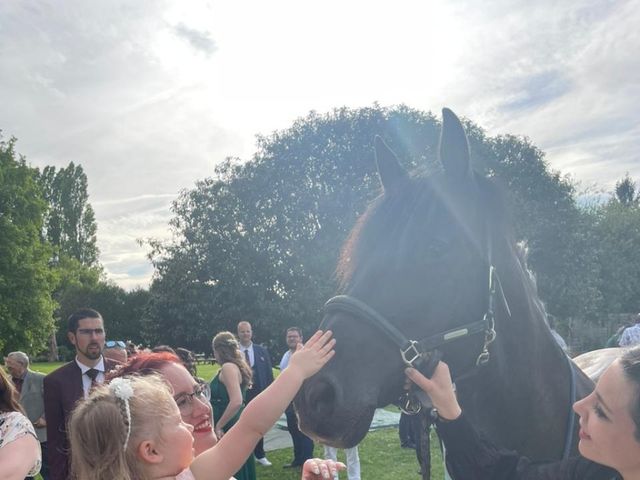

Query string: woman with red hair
109 351 217 456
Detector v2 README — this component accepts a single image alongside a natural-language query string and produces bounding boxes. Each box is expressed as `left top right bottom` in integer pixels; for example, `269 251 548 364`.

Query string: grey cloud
2 0 639 289
173 23 217 56
500 71 572 112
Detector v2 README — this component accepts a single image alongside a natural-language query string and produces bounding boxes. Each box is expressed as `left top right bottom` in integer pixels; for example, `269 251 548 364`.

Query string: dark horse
294 109 594 473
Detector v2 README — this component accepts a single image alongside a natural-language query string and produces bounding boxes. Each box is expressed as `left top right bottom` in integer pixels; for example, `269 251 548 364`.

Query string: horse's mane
336 193 383 290
515 240 552 325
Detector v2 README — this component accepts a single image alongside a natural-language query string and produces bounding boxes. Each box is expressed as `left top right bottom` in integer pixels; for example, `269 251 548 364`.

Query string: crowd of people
0 308 349 480
4 307 640 479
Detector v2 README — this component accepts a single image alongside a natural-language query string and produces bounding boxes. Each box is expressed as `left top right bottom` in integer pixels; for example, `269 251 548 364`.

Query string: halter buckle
400 341 422 366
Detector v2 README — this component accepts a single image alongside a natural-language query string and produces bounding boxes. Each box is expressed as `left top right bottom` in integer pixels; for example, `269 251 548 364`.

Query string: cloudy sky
1 0 638 290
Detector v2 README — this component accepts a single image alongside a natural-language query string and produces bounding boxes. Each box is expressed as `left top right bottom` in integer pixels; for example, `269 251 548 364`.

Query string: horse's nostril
305 378 337 418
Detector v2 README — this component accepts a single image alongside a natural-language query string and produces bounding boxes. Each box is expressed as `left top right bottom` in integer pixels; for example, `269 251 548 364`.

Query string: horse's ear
439 108 472 181
374 135 408 191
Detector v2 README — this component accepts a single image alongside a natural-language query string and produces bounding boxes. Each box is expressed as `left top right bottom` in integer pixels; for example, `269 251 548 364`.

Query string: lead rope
418 410 433 480
562 356 577 459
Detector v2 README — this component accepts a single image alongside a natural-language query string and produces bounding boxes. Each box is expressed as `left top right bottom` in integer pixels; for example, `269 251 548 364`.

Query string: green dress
210 370 256 480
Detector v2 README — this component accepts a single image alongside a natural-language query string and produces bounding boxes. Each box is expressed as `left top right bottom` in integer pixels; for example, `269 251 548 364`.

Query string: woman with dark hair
108 351 217 456
0 367 41 479
210 331 255 480
405 346 640 479
176 347 198 379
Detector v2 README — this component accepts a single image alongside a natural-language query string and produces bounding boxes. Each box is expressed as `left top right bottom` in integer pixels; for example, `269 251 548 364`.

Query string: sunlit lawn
254 427 443 480
32 361 221 380
32 363 444 479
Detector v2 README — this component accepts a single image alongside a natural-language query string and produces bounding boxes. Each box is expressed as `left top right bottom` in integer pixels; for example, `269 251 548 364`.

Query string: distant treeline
2 106 639 358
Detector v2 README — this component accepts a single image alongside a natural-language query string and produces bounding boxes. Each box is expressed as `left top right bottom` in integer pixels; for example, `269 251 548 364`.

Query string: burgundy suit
44 359 114 480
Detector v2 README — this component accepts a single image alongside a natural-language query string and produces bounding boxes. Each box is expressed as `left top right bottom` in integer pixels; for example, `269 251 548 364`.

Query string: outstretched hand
405 361 462 421
301 458 346 480
289 330 336 379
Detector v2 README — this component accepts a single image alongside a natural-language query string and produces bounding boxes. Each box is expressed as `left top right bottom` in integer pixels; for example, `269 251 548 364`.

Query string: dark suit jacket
44 359 115 480
20 369 46 443
247 344 274 399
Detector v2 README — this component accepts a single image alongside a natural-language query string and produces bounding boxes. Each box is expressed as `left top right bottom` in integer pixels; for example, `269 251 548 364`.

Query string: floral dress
0 410 42 476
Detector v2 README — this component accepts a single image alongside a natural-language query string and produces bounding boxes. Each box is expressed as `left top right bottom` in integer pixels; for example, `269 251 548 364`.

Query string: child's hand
301 458 346 480
289 330 336 379
405 361 462 421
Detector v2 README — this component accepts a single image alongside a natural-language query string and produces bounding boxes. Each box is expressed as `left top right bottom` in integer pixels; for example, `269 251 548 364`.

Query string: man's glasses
174 382 211 416
77 328 105 336
105 340 126 349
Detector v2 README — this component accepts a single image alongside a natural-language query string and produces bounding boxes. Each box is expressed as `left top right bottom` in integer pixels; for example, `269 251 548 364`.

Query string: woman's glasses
105 340 126 349
174 382 211 416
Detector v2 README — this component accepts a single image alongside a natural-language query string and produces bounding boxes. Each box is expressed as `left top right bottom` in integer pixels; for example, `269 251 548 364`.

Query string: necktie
244 349 251 367
86 368 100 391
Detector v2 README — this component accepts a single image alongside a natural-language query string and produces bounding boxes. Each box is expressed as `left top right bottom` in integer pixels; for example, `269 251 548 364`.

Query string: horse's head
295 109 510 447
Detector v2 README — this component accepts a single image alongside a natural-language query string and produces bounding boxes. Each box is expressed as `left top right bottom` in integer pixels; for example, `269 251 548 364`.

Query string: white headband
109 377 134 450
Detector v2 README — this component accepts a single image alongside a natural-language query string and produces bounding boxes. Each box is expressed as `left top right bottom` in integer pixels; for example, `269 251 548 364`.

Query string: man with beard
44 308 114 480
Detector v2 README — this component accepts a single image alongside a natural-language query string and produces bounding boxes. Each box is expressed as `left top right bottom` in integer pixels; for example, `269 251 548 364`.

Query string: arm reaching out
405 362 617 480
190 330 335 480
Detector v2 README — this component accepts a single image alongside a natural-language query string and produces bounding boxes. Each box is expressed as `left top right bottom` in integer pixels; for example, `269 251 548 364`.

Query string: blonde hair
0 367 25 414
212 331 253 389
69 375 177 480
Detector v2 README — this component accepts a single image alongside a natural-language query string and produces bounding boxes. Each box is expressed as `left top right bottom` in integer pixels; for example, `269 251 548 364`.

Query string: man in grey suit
5 351 48 479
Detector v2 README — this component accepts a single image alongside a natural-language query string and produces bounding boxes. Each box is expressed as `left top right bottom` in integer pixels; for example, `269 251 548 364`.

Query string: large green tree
38 162 99 266
614 174 638 206
592 176 640 313
478 133 601 318
36 162 102 359
146 106 595 352
0 136 56 353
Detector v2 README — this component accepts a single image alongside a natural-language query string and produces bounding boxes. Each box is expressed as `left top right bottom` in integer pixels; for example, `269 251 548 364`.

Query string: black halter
322 234 511 414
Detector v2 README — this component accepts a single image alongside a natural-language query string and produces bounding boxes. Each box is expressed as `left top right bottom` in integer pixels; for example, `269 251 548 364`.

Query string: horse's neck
457 264 583 460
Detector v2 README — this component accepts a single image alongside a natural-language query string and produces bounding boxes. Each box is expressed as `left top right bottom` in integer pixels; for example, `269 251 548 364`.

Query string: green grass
255 427 444 480
31 362 64 375
31 363 445 479
31 361 222 381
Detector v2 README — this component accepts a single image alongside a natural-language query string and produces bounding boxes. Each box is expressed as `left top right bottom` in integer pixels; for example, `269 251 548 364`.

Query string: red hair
106 351 182 382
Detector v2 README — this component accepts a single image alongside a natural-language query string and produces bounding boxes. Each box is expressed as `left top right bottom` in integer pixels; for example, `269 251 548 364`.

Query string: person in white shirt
620 314 640 347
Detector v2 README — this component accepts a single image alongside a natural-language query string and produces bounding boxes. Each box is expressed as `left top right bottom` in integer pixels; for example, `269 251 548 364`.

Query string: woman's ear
137 439 164 464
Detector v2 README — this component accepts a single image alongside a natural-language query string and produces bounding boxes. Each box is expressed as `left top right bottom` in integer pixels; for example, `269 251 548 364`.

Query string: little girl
69 330 343 480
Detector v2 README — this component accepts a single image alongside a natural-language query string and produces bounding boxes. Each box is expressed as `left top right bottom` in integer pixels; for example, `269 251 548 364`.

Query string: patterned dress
210 369 256 480
0 410 42 476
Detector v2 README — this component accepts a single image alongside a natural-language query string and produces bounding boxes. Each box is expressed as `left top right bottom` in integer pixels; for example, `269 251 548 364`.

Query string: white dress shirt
620 324 640 347
75 357 106 398
241 343 254 367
